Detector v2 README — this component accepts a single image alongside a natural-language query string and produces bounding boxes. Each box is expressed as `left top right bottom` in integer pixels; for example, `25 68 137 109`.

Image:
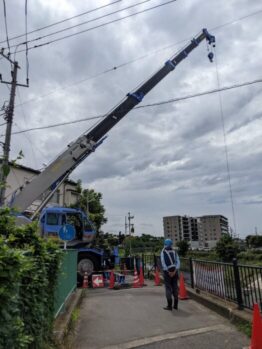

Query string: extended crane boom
10 29 215 215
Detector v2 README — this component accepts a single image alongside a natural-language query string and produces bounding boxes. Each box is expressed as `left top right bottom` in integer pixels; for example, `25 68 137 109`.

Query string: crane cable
214 46 238 237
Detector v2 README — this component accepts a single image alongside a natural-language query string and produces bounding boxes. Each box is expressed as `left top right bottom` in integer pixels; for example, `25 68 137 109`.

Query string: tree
70 180 107 232
176 240 189 257
215 234 240 262
246 235 262 248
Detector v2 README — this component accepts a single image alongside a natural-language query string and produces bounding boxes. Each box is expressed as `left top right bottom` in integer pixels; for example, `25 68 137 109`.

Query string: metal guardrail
122 254 262 311
180 257 262 311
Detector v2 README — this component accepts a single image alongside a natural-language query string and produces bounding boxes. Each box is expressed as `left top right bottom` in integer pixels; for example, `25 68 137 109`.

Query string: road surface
72 282 249 349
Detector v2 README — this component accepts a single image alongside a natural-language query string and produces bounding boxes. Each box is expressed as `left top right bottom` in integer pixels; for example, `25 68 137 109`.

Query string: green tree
176 240 189 257
71 180 107 232
216 234 240 262
246 235 262 248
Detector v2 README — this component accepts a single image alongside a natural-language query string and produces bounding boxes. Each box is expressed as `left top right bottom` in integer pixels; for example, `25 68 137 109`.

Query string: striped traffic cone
82 272 88 288
109 270 115 289
154 267 161 286
139 263 145 287
133 266 140 288
179 272 189 300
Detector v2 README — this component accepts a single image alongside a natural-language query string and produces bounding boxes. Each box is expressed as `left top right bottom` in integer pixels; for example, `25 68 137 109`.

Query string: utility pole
125 215 127 235
127 212 134 256
0 51 28 205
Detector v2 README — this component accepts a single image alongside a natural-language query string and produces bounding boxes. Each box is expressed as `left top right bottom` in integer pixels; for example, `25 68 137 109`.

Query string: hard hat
164 239 173 247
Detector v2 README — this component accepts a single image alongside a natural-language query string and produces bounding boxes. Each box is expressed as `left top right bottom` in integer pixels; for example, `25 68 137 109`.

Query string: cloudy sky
0 0 262 237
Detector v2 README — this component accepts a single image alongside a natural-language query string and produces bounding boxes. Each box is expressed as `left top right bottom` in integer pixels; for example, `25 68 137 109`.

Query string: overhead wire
16 87 38 167
25 0 29 84
214 46 238 236
4 77 262 136
0 0 123 44
9 0 177 54
8 0 153 49
13 6 262 109
2 0 11 52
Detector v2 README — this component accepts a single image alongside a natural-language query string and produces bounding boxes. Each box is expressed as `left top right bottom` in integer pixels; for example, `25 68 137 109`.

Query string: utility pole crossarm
9 29 215 213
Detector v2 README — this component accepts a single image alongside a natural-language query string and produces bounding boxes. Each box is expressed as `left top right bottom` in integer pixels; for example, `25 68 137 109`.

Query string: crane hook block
208 52 214 63
165 60 176 71
202 28 216 45
127 92 144 102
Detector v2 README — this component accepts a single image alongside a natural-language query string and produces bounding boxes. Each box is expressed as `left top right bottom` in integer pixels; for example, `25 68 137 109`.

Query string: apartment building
163 215 199 248
199 215 229 248
163 214 229 249
5 163 80 216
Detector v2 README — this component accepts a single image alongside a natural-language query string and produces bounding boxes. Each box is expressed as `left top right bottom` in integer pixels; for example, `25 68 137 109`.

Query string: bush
0 209 62 348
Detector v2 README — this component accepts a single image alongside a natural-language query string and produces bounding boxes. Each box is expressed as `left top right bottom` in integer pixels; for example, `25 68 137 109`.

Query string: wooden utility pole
0 51 28 205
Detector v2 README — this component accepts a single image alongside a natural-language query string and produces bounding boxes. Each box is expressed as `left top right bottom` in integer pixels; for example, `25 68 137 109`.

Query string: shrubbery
0 208 62 349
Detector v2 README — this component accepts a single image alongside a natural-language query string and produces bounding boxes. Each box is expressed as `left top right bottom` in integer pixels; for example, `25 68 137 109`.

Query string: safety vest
162 248 177 271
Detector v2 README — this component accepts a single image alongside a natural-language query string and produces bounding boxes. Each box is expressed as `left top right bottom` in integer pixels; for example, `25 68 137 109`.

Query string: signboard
59 224 75 249
92 274 104 288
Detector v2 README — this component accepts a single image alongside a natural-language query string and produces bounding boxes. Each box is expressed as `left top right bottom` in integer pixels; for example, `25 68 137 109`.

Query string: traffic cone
154 267 161 286
179 272 189 300
82 272 88 288
139 263 145 287
109 270 115 289
249 303 262 349
133 266 140 288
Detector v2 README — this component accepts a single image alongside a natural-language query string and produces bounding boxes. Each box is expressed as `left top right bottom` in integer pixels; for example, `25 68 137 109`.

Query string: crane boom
10 29 215 214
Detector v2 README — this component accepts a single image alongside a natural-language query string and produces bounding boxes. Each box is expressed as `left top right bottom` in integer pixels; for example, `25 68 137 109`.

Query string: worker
160 239 180 311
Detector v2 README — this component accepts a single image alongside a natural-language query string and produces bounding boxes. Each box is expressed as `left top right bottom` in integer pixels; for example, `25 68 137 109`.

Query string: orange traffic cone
82 272 88 288
109 270 115 289
179 272 189 300
139 264 145 287
133 266 140 288
249 303 262 349
154 267 161 286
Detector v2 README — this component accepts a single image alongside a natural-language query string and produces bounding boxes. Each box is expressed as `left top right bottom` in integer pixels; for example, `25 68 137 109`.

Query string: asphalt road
73 282 249 349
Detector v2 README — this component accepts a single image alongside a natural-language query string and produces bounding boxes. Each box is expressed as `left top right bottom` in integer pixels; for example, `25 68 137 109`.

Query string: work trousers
163 271 178 307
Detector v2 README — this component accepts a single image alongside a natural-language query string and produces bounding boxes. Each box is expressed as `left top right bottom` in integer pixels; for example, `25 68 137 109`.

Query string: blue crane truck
8 29 215 282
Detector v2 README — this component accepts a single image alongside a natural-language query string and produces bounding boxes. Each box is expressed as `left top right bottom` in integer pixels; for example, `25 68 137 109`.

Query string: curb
53 288 83 344
186 287 252 325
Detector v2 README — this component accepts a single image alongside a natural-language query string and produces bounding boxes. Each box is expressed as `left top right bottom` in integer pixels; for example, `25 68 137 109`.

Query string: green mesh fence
54 249 78 317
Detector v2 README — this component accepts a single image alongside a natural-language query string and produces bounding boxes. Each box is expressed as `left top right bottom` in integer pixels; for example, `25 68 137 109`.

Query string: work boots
173 298 178 310
163 300 172 311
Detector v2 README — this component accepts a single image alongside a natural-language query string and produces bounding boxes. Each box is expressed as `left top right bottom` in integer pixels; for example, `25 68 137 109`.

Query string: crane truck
8 29 215 279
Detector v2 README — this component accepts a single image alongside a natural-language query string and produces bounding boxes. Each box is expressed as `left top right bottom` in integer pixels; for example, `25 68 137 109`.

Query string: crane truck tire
77 253 100 287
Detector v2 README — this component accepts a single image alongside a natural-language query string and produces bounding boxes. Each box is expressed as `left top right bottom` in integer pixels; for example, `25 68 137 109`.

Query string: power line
0 0 123 45
25 0 29 85
6 77 262 136
214 47 237 236
8 0 153 49
10 0 177 54
13 6 262 109
2 0 11 52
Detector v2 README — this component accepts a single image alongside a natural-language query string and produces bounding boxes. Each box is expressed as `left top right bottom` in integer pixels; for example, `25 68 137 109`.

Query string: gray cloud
1 0 262 236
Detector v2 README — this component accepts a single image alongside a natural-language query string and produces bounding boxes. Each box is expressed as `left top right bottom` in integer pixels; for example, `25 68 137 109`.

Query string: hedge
0 208 62 349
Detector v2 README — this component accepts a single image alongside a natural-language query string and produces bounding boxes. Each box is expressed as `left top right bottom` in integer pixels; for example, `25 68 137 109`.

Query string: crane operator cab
40 207 96 244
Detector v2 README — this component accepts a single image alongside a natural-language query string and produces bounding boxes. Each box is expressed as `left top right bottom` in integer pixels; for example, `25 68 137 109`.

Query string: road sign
92 274 104 288
58 224 75 249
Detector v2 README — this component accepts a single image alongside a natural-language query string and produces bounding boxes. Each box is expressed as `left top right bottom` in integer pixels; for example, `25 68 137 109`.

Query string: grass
236 320 252 338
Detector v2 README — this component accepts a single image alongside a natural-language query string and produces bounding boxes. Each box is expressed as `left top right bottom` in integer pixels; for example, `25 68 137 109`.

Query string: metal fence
54 249 78 317
180 257 262 311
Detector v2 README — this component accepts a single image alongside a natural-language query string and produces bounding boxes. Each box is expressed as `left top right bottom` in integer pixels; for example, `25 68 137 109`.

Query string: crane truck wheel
77 254 100 287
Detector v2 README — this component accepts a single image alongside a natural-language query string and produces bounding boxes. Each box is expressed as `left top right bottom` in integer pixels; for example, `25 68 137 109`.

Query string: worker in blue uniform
160 239 180 311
